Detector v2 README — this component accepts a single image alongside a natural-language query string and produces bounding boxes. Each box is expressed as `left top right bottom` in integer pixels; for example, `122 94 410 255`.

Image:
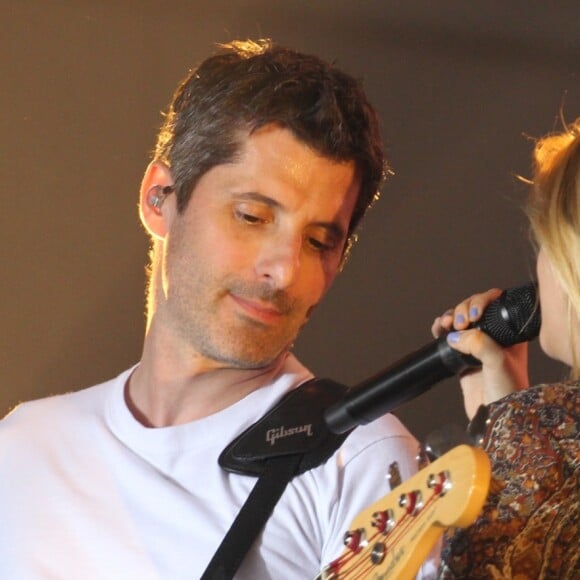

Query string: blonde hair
526 118 580 376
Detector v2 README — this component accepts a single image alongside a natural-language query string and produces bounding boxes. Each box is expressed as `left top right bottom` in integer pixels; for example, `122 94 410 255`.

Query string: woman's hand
431 288 530 419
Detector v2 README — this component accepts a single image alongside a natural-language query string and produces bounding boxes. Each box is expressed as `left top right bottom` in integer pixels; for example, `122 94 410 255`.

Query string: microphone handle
324 338 478 434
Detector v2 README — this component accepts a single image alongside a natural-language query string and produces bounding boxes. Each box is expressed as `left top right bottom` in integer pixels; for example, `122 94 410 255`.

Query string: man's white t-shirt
0 355 436 578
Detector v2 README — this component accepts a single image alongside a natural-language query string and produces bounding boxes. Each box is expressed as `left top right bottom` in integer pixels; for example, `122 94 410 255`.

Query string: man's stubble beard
167 282 310 370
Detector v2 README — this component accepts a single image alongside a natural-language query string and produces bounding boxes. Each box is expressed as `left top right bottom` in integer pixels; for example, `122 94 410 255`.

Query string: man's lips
229 293 287 324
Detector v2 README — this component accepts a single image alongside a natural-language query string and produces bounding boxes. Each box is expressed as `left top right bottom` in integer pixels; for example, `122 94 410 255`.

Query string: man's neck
126 339 288 428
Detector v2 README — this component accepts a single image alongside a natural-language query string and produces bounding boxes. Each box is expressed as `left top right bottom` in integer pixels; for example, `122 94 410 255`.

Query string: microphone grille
480 282 541 347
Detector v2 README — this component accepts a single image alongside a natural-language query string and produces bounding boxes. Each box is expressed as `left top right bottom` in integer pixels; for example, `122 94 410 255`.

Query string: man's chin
228 351 286 370
200 326 297 370
213 342 292 370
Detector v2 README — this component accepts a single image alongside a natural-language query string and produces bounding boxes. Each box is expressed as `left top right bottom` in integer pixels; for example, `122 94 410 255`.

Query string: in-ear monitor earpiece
147 184 174 214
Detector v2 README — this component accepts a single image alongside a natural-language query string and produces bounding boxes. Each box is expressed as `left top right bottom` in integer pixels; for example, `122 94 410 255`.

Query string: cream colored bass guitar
318 444 491 579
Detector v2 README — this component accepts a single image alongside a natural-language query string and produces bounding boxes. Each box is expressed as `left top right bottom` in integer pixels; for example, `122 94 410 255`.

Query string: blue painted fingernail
448 331 461 343
455 314 465 325
469 306 479 318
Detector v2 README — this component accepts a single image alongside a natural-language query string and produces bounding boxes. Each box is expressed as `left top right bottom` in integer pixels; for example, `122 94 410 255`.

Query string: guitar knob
386 461 402 490
371 541 386 565
343 528 367 553
371 509 396 534
399 490 423 515
427 470 451 495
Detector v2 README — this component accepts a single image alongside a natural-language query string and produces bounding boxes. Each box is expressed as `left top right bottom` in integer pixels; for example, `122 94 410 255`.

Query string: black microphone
324 282 541 434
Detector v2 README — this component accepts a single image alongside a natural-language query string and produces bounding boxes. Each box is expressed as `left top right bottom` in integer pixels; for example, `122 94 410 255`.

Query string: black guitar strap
200 378 353 580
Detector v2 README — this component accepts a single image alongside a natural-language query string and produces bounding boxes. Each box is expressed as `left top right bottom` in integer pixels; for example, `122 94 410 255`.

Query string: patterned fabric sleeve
438 381 579 579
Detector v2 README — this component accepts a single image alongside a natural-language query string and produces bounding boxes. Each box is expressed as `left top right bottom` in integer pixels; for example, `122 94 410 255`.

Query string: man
0 40 433 578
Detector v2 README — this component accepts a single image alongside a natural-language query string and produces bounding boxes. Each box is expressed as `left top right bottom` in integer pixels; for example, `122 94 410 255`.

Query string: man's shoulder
0 369 130 433
336 412 418 468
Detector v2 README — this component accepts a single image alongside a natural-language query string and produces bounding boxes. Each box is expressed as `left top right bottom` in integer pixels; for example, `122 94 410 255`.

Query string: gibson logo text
266 424 313 446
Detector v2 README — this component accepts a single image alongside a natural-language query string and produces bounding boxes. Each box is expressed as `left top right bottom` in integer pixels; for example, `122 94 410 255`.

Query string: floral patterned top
438 381 579 579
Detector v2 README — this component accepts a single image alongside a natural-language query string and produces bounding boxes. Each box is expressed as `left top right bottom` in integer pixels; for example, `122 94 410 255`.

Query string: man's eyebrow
232 191 348 240
231 191 281 208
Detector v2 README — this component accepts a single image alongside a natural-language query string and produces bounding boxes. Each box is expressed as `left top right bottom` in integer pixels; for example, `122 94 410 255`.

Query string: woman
433 120 580 579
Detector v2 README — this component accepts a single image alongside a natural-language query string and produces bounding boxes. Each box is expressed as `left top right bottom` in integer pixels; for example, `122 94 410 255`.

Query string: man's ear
139 161 177 240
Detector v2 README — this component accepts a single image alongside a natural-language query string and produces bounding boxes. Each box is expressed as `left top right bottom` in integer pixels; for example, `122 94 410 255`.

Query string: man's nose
255 234 301 290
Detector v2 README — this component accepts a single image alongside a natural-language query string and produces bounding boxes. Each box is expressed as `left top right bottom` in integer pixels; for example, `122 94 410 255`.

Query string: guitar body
319 444 491 579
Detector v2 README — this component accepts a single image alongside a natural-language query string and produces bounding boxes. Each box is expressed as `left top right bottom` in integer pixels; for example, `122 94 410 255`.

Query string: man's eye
307 237 334 252
234 208 269 225
238 212 262 224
